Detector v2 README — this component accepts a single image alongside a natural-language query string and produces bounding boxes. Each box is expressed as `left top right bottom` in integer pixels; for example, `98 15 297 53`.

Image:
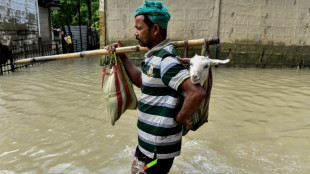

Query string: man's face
134 15 153 48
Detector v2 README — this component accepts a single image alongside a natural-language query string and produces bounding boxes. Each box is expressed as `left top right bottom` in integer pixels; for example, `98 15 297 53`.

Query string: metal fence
0 40 63 76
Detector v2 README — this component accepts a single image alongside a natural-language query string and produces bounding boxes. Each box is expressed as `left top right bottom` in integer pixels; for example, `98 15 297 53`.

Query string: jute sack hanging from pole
182 39 213 136
101 53 138 125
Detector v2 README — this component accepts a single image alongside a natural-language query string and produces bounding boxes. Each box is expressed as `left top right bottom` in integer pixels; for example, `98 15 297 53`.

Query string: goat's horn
176 56 191 65
210 59 230 65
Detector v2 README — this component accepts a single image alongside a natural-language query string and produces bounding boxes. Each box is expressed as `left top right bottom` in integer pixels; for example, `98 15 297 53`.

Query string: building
0 0 61 47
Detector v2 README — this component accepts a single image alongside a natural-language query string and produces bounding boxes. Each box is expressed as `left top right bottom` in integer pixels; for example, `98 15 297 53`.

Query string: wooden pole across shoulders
14 38 219 65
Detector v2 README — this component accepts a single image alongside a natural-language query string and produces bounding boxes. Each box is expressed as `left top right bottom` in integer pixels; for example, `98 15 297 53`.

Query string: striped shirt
137 39 190 159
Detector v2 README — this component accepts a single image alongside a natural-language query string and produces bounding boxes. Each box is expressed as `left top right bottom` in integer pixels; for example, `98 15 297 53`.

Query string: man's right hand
104 40 142 88
104 40 123 54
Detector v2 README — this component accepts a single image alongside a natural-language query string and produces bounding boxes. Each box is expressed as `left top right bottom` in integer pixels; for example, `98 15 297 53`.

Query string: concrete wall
0 0 50 47
219 0 310 67
104 0 217 43
39 6 51 40
101 0 310 67
220 0 310 45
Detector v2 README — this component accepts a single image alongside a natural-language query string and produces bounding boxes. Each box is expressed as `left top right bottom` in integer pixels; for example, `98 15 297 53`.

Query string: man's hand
104 39 123 54
176 79 206 128
104 40 142 88
176 116 192 130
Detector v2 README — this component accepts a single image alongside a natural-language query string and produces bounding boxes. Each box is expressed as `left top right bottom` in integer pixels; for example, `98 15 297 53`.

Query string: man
105 1 205 173
0 40 13 66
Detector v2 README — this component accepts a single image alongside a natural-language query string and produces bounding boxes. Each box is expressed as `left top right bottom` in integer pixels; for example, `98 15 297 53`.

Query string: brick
247 43 263 53
285 0 299 8
235 15 248 25
234 43 247 52
220 32 234 43
247 15 261 26
246 53 261 64
171 9 185 21
234 24 248 34
223 14 235 24
284 18 298 27
273 17 285 27
233 33 248 43
247 34 262 44
273 1 287 9
222 4 236 15
272 27 285 37
284 27 296 37
282 46 296 55
273 8 286 18
247 26 260 35
285 9 299 18
247 5 263 16
296 46 310 55
236 0 250 6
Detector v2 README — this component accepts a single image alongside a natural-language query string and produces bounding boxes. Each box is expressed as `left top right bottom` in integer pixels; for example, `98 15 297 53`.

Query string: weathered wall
219 0 310 67
0 0 39 47
104 0 217 44
101 0 310 67
220 0 310 45
39 6 51 40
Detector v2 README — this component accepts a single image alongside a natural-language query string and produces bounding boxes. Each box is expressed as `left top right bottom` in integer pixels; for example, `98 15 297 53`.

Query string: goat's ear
175 56 191 65
209 59 230 65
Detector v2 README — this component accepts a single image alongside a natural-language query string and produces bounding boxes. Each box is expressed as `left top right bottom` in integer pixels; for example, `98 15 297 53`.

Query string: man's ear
152 24 160 36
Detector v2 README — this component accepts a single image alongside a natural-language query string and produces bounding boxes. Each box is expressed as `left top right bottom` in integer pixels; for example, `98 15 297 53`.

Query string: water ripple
1 59 310 173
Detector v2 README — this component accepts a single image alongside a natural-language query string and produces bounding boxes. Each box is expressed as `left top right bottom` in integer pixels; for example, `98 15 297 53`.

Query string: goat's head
176 54 230 85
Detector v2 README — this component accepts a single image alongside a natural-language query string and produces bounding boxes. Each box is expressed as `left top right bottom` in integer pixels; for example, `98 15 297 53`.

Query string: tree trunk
77 0 82 51
86 0 92 50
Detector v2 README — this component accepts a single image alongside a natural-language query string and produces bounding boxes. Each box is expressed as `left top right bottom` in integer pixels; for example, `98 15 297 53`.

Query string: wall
104 0 217 43
101 0 310 67
0 0 42 47
219 0 310 67
38 6 51 40
220 0 310 45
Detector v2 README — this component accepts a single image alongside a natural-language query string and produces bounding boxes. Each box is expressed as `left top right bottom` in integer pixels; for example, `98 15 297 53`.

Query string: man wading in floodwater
105 1 205 173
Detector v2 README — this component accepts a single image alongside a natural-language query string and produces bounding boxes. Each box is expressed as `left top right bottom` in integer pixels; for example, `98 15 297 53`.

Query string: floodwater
0 57 309 174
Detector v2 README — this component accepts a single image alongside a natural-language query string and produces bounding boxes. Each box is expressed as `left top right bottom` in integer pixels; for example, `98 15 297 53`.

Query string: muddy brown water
0 57 309 173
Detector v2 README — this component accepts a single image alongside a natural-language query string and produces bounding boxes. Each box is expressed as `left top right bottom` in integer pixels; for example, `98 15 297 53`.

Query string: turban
135 1 170 29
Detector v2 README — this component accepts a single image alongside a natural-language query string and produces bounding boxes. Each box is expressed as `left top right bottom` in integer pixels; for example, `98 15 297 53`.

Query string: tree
51 0 100 50
51 0 99 31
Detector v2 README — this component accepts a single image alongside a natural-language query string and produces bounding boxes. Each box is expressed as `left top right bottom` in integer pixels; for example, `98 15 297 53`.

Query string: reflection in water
0 57 310 173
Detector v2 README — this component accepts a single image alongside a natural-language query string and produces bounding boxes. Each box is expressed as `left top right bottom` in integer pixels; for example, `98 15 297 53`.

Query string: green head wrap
135 0 170 29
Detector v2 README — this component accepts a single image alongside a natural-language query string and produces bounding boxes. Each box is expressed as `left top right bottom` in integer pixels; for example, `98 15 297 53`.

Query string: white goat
176 54 230 85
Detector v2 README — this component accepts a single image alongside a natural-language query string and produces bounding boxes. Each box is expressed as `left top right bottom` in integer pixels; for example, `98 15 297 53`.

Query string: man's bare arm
176 79 206 128
118 53 142 88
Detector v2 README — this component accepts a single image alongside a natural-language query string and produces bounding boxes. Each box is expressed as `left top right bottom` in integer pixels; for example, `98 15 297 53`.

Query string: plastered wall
104 0 217 43
104 0 310 45
219 0 310 67
102 0 310 67
0 0 41 46
220 0 310 45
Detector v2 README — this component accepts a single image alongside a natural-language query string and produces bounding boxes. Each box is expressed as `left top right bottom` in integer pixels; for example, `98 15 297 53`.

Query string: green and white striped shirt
138 39 190 159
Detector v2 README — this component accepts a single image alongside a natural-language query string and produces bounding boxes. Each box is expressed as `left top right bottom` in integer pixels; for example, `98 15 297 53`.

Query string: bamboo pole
14 38 219 65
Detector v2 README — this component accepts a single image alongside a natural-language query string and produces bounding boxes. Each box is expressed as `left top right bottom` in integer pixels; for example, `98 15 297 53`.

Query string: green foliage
51 0 99 30
92 9 100 31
